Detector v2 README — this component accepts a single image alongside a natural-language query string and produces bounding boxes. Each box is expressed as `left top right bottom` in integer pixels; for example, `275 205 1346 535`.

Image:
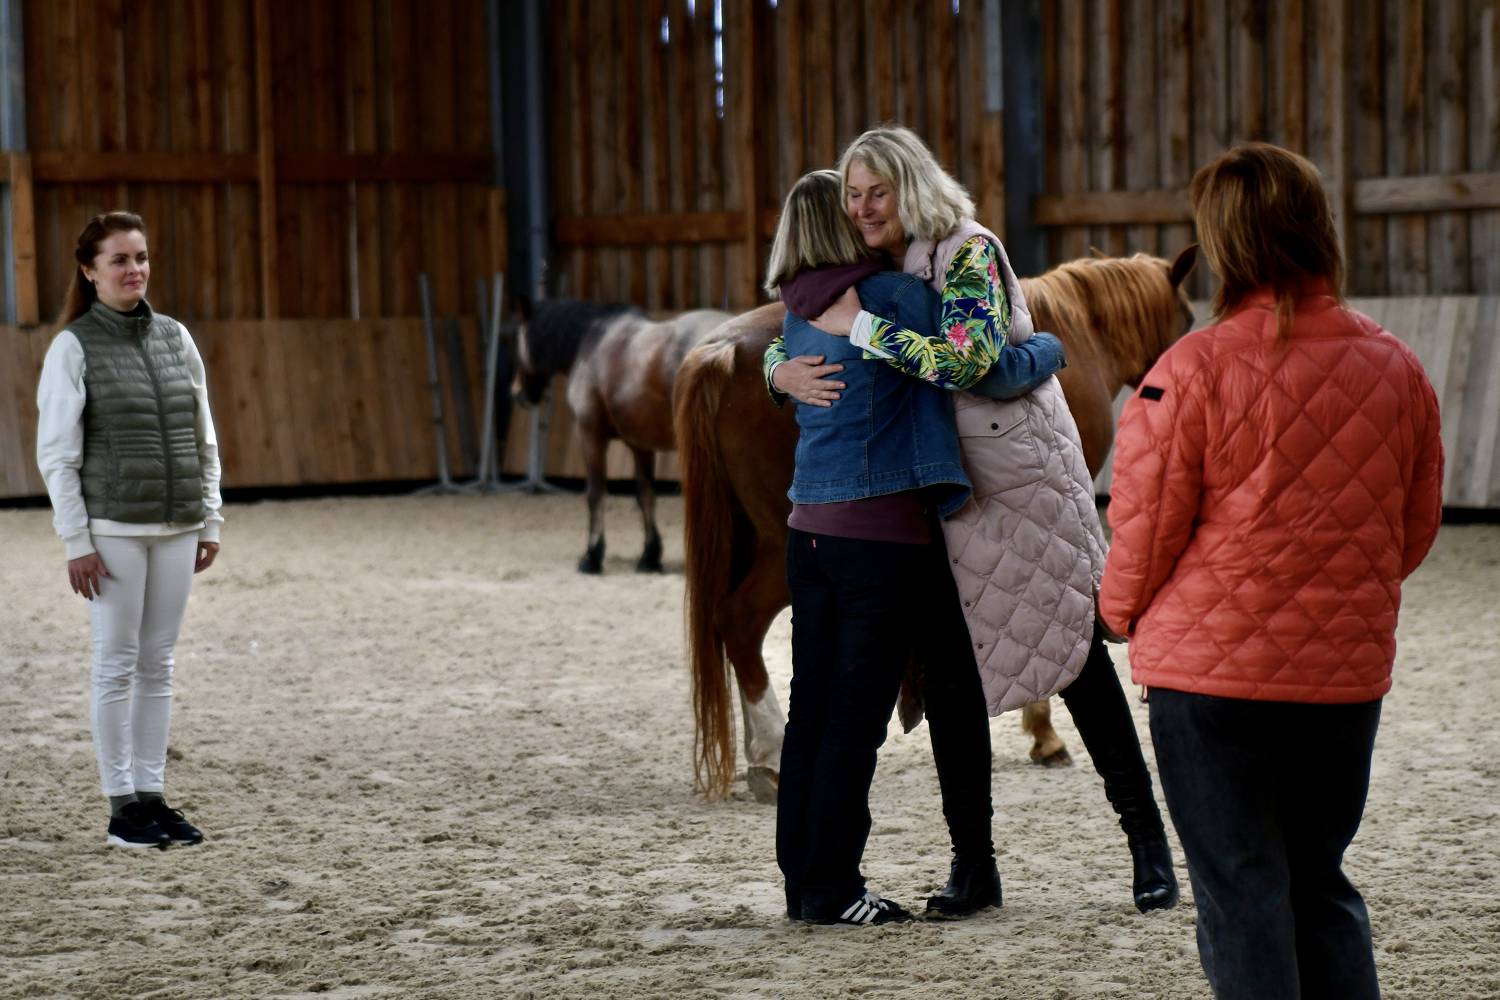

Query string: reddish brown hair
1190 143 1344 338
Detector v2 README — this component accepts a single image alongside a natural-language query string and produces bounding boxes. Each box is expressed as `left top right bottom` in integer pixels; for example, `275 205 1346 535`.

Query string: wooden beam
254 0 279 319
1034 189 1194 226
1356 172 1500 214
1324 0 1354 281
8 150 35 325
555 209 781 247
277 152 493 183
33 151 258 183
1034 172 1500 228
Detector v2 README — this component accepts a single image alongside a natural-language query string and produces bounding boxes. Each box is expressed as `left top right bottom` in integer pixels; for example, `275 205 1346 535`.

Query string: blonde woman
767 126 1178 917
767 170 1064 925
1102 143 1443 998
36 212 222 849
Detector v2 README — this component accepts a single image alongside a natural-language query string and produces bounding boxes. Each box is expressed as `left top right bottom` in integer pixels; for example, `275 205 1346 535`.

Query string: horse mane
1020 254 1182 382
524 299 640 375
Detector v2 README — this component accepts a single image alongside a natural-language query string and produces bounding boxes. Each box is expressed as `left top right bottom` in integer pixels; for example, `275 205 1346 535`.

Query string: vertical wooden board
926 1 957 171
776 0 806 197
1227 0 1265 142
669 0 696 307
1384 0 1428 294
1430 296 1477 499
19 0 52 151
1350 0 1387 295
1190 0 1228 299
77 0 103 153
221 0 256 318
1466 297 1500 505
9 155 38 327
622 0 647 306
1042 0 1061 263
586 0 616 299
1089 0 1125 255
222 321 275 487
868 0 896 124
1471 0 1500 294
349 0 381 319
647 0 673 310
51 0 82 150
805 0 835 169
1157 0 1193 263
695 0 724 310
346 316 395 480
1264 0 1305 150
1056 0 1090 263
1123 0 1159 257
1427 0 1468 294
975 0 1003 238
899 3 924 137
0 332 34 497
834 0 863 151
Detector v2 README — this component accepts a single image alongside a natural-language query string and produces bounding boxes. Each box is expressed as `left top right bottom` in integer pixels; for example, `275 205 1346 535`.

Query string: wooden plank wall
6 0 500 325
0 317 486 496
1089 297 1500 509
1040 0 1500 300
549 0 1005 313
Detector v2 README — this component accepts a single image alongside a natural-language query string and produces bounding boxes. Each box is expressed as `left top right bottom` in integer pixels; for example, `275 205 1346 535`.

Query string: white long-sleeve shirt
36 322 224 559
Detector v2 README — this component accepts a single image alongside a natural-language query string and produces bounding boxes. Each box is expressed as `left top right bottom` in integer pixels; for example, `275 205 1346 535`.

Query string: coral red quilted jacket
1100 288 1444 702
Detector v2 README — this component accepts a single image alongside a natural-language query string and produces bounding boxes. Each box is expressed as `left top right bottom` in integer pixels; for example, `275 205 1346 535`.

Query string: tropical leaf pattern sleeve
762 334 790 403
865 236 1010 391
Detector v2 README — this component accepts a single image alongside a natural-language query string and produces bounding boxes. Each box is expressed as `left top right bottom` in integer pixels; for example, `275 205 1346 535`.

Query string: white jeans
87 532 198 796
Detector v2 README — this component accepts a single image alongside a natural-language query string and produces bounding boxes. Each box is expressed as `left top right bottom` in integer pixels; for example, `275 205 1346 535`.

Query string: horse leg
630 446 663 573
718 545 789 804
577 431 607 574
1022 698 1074 767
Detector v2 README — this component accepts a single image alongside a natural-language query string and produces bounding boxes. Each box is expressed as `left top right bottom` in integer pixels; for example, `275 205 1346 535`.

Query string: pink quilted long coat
1100 286 1444 703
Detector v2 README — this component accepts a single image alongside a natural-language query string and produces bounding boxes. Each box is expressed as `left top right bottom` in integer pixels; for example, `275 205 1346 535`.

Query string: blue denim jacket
784 270 1065 516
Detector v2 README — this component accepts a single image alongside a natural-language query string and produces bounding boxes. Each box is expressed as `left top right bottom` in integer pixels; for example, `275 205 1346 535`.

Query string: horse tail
673 338 740 800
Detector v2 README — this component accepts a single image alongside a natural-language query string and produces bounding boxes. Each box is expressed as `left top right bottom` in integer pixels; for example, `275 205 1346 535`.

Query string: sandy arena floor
1 493 1497 999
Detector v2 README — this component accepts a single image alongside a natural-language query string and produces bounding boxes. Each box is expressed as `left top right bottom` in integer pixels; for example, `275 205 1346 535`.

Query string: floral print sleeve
865 236 1011 390
762 334 790 402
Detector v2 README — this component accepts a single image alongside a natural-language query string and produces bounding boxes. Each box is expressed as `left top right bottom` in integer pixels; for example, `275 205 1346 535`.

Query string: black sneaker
810 891 914 927
141 799 204 846
105 802 171 850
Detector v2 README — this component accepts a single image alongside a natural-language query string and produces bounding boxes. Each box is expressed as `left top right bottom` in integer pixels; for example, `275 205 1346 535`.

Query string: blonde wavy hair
764 169 874 294
1190 142 1345 339
838 125 975 241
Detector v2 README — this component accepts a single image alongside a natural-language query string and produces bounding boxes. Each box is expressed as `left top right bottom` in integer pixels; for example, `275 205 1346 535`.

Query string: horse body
516 301 732 573
676 249 1197 801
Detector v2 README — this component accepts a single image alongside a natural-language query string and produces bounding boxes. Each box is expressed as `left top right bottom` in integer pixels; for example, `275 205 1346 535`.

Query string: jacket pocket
953 395 1045 497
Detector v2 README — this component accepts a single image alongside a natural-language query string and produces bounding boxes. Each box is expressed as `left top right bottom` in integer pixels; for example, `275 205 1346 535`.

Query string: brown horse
513 299 731 573
675 247 1198 801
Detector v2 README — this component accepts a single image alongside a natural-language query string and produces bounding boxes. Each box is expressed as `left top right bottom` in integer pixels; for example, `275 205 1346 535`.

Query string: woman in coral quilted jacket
1100 143 1444 1000
770 126 1179 919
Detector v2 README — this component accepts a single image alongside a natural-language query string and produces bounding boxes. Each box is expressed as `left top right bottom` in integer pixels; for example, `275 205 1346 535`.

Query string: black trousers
914 529 996 861
777 528 923 919
1149 688 1383 1000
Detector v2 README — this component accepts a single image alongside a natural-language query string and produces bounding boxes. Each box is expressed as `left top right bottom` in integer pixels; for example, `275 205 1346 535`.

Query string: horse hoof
635 557 663 573
1030 747 1074 769
577 556 603 574
746 767 780 804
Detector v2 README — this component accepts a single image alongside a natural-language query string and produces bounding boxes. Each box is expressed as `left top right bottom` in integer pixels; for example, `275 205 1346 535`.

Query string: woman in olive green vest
36 212 224 850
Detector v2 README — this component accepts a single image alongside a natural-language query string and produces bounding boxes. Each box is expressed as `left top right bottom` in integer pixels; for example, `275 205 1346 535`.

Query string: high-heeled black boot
1128 834 1179 912
925 855 1003 918
1059 633 1180 912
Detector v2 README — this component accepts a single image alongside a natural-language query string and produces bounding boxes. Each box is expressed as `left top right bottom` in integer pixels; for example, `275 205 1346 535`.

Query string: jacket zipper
134 333 176 519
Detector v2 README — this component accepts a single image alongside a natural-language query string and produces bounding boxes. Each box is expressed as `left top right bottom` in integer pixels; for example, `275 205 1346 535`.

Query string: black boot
1059 633 1179 913
1129 835 1179 913
925 856 1002 918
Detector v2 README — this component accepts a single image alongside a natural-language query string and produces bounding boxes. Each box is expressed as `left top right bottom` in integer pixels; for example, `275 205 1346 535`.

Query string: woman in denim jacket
767 170 1065 925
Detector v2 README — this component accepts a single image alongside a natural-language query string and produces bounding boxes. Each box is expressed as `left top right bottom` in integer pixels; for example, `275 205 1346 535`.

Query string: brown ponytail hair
56 211 148 328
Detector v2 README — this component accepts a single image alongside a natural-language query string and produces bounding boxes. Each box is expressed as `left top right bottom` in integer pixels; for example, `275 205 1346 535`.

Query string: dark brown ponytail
56 211 148 329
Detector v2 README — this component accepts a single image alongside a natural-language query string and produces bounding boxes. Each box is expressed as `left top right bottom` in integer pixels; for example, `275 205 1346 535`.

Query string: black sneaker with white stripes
809 891 914 927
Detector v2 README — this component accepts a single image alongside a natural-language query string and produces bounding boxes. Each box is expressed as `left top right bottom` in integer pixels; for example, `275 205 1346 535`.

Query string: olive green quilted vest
70 300 206 524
